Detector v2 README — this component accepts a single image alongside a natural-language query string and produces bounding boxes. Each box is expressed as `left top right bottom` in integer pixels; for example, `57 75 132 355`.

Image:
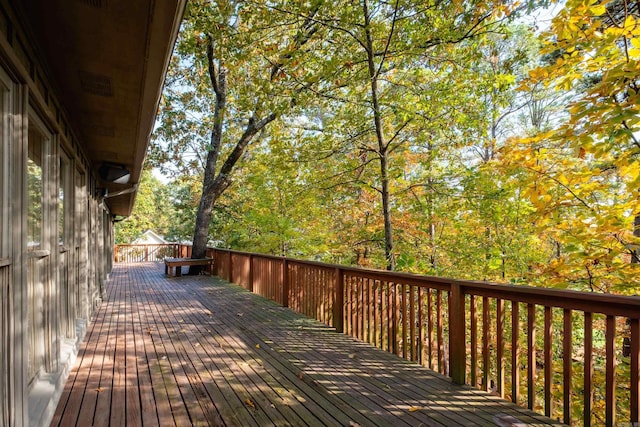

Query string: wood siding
0 1 114 425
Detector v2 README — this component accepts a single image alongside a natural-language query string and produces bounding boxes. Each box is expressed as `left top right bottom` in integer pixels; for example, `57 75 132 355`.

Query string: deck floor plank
135 275 176 427
137 271 203 426
51 283 113 427
52 263 565 427
160 282 361 427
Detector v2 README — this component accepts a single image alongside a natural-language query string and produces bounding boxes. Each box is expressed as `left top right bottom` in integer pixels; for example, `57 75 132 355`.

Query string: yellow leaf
408 406 421 412
245 399 255 408
255 344 261 349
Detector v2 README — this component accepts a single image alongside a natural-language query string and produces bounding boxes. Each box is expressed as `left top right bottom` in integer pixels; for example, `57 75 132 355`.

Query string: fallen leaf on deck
349 422 361 427
255 344 260 349
245 399 255 408
348 353 356 359
96 387 104 393
237 313 244 317
297 372 304 380
408 406 421 412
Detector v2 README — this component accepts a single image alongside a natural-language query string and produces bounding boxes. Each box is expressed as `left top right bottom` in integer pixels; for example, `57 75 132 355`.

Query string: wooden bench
164 257 214 277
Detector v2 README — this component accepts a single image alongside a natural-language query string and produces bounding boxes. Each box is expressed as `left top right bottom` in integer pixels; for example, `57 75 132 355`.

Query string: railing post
248 254 254 293
282 259 289 307
631 317 639 426
145 245 149 262
333 268 344 333
449 282 466 385
114 245 118 263
228 251 233 283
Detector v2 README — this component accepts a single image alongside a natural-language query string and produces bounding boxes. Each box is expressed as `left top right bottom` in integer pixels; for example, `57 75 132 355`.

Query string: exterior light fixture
99 162 130 184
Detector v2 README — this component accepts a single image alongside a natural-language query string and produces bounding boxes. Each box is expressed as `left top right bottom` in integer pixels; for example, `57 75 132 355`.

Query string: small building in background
133 230 170 245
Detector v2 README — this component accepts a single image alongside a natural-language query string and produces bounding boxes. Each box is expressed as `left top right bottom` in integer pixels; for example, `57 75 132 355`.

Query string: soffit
19 0 185 216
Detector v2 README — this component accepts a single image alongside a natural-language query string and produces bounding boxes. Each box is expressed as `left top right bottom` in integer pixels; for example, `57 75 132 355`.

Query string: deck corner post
450 282 466 385
333 267 345 333
282 259 289 307
114 245 119 263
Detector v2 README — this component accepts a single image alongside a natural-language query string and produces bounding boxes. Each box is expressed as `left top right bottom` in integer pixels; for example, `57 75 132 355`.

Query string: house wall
0 2 114 425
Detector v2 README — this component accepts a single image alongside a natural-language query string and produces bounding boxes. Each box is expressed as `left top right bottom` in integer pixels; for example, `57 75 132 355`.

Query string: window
0 67 11 258
59 152 71 246
27 113 51 250
27 128 44 248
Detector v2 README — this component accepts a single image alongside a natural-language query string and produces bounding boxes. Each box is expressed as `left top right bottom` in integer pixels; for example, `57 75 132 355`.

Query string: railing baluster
497 299 504 398
428 289 433 370
360 277 365 342
388 282 398 354
395 283 400 356
333 268 344 333
606 315 616 427
281 258 288 307
367 278 373 344
373 280 382 348
418 287 424 365
437 289 443 374
512 301 520 404
584 312 593 427
527 303 535 410
383 281 389 352
450 283 465 385
360 277 365 341
563 308 572 425
351 276 356 337
470 295 477 388
402 283 408 359
631 317 639 425
483 296 490 392
410 285 416 361
544 306 552 418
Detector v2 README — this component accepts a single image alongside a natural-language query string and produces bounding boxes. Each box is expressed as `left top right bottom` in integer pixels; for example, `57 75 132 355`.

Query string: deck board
52 263 564 427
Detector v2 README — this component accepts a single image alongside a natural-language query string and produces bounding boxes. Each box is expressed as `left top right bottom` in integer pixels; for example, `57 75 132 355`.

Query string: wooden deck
51 263 563 427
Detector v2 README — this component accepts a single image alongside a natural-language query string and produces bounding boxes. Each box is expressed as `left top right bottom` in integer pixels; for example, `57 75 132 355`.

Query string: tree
510 0 640 292
153 0 342 266
306 1 527 270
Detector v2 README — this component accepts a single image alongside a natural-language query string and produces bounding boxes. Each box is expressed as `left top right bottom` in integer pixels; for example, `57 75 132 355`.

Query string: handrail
215 248 640 316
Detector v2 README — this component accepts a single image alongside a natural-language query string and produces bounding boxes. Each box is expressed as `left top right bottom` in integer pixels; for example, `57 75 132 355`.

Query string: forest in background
116 0 640 295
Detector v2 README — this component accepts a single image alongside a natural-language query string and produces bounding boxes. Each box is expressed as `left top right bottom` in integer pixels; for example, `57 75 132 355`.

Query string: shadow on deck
51 263 563 426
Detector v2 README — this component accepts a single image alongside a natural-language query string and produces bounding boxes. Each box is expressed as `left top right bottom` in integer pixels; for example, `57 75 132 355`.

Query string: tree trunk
363 0 396 270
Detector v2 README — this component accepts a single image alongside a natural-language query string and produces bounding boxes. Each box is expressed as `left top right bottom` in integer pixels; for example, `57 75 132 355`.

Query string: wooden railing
113 244 185 263
208 248 640 427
